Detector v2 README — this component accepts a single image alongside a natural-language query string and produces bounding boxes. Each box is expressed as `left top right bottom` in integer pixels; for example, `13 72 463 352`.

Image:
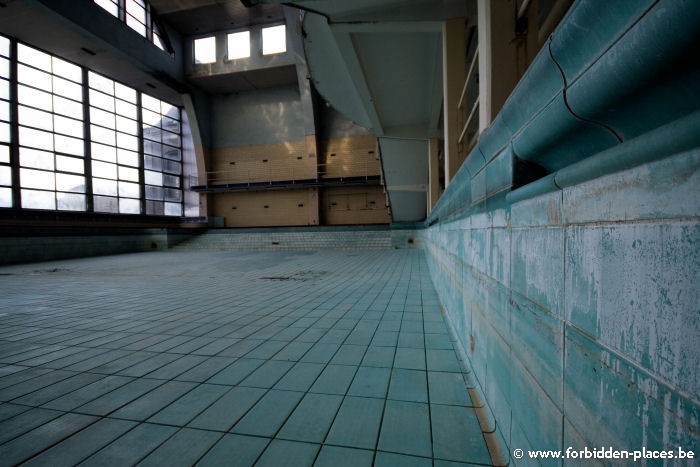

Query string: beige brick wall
213 189 315 227
321 186 390 225
208 135 389 226
210 141 313 184
321 135 381 179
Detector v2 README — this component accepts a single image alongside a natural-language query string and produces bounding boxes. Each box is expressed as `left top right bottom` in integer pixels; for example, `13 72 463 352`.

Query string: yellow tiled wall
321 135 381 179
213 189 316 227
210 141 313 184
209 135 390 226
321 186 390 225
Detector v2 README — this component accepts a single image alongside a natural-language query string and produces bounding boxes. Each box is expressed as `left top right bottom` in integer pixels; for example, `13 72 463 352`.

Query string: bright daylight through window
17 44 86 211
227 31 250 60
194 36 217 64
0 36 11 207
262 25 286 55
89 71 141 214
93 0 166 51
0 35 184 216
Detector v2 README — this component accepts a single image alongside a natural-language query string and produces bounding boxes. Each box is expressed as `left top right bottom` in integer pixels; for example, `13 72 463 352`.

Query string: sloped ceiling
281 0 473 221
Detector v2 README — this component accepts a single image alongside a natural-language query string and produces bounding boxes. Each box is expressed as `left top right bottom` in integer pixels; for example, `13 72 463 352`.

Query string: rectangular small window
94 0 119 18
125 0 147 37
262 25 286 55
0 36 9 58
153 23 167 51
227 31 250 60
194 36 216 64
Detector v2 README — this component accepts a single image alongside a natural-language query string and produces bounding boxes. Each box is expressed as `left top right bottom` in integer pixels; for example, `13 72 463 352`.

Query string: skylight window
227 31 250 60
262 25 286 55
194 36 217 64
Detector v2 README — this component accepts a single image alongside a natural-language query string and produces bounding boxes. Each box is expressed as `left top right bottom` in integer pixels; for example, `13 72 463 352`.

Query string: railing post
443 17 467 186
477 0 518 131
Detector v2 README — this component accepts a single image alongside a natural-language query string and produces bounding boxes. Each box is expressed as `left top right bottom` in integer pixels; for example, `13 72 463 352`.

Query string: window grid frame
0 36 12 208
93 0 169 54
142 95 183 217
88 70 142 215
16 45 87 212
0 34 184 217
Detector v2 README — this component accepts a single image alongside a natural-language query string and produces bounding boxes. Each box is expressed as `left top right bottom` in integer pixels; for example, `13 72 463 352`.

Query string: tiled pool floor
0 250 493 466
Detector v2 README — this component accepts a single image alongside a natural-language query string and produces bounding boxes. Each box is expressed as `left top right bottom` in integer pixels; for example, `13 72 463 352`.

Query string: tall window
142 95 182 216
0 36 11 207
17 44 85 211
88 72 141 214
0 36 185 217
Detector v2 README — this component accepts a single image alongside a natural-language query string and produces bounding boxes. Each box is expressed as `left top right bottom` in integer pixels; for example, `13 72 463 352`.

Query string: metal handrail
196 159 381 187
458 98 480 144
458 47 479 110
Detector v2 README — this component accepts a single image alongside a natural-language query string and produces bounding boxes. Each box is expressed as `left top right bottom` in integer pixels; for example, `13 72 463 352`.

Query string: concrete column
442 18 467 186
304 134 318 180
477 0 518 131
287 5 322 225
307 188 319 225
427 138 440 213
304 133 321 225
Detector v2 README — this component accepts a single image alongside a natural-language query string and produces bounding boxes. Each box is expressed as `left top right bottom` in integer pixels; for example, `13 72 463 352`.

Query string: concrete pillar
284 5 322 225
427 138 440 213
442 18 467 186
307 188 319 225
477 0 518 131
304 134 320 225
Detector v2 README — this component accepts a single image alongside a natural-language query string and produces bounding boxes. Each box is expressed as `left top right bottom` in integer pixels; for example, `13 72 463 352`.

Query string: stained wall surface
421 147 699 461
418 1 700 460
206 88 388 227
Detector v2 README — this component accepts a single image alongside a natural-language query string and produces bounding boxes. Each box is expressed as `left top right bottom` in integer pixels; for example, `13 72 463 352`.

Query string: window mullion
146 3 153 44
82 67 94 212
177 107 183 214
137 92 145 215
9 39 20 209
118 0 127 23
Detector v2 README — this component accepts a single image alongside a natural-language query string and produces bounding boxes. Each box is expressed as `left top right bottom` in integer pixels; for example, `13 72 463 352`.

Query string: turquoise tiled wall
0 228 197 266
420 148 699 464
419 2 700 461
173 227 395 251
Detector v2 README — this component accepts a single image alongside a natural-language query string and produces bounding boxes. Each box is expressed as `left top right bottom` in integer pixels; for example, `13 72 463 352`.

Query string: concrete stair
173 228 394 251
